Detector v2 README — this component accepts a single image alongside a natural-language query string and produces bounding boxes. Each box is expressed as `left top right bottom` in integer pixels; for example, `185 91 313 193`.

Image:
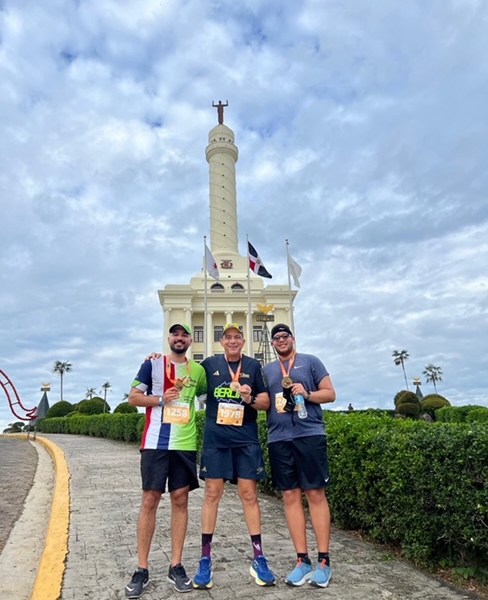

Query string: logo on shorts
213 370 220 376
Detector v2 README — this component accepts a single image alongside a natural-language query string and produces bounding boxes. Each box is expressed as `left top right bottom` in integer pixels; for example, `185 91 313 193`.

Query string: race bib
217 402 244 426
162 402 190 424
275 392 288 414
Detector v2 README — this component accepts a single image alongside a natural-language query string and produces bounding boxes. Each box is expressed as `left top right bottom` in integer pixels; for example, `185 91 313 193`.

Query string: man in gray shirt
263 324 336 588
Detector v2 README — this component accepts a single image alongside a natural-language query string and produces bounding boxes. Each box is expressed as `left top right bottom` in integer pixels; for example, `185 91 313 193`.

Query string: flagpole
286 239 295 334
246 234 253 356
203 236 209 358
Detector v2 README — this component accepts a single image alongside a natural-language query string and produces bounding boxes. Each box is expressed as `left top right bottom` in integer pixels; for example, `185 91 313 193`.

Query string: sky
1 0 487 431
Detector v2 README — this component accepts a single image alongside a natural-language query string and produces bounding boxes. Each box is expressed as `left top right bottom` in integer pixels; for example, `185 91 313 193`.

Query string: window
231 283 244 293
193 326 204 343
254 353 264 364
193 353 204 363
214 325 224 342
253 327 263 342
211 283 224 293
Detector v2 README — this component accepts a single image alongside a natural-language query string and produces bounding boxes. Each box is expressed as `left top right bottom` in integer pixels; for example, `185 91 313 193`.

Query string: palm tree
100 381 112 413
392 350 410 390
423 364 443 393
52 360 72 401
85 387 97 399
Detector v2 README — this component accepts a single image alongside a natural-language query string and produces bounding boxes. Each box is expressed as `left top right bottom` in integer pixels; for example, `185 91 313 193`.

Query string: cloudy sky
1 0 487 431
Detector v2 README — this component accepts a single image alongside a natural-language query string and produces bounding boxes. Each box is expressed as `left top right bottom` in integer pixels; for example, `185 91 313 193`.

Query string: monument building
158 102 297 362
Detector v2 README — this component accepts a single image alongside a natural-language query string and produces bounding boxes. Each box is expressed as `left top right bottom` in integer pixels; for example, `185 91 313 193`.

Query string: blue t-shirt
202 354 268 448
264 353 329 443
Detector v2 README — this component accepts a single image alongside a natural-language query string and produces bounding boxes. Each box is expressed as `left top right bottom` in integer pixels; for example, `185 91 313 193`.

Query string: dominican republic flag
248 241 272 278
205 243 220 280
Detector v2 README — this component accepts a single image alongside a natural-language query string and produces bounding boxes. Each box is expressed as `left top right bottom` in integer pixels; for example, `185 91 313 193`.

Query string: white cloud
1 0 487 429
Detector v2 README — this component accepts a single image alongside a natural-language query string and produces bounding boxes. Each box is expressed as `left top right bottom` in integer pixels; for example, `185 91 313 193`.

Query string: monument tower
158 102 297 361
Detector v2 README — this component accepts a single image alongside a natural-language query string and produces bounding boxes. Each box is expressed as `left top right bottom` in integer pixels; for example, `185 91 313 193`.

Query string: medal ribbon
279 352 296 379
165 356 191 386
225 357 242 385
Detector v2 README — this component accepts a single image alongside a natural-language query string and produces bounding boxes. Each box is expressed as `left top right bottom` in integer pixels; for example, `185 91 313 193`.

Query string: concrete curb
30 435 70 600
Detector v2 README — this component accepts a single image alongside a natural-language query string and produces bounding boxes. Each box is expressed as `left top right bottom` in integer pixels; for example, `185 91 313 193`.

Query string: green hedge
38 408 488 570
325 412 488 567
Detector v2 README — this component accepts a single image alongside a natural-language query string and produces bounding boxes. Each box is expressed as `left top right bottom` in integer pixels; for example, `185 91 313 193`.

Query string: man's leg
169 486 190 566
201 478 224 535
304 488 330 552
282 488 308 553
137 490 162 568
237 478 261 535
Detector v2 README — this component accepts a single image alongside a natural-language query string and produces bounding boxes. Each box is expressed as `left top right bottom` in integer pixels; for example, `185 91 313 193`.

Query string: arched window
211 283 224 293
231 283 244 293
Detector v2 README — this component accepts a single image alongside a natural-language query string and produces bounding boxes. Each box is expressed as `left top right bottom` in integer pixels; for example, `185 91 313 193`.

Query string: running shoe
167 563 192 593
193 557 213 589
250 555 276 586
125 568 149 598
285 559 313 586
309 560 332 588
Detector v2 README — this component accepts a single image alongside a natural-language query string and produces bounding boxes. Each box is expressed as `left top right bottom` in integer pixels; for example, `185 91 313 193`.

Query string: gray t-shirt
264 353 329 443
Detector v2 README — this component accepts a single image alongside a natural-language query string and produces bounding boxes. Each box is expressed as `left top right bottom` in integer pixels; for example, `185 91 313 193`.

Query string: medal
282 376 293 389
175 378 185 391
230 381 241 392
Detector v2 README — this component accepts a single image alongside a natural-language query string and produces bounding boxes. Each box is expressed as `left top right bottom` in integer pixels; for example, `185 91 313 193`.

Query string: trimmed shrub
466 407 488 423
437 405 482 423
78 398 109 415
46 401 74 418
114 402 138 414
394 390 410 406
421 394 450 419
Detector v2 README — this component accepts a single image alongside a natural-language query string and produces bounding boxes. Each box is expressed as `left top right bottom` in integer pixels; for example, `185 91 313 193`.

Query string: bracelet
250 396 257 405
305 391 311 402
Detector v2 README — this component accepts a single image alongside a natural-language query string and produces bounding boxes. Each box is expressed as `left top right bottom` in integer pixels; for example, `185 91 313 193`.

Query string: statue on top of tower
212 100 228 124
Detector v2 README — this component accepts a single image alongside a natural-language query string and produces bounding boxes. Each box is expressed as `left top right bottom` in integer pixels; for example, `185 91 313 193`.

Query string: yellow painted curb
29 435 70 600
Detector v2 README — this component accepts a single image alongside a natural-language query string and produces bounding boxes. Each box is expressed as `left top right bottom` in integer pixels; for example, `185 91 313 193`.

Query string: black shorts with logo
199 444 266 484
268 435 330 491
140 449 199 493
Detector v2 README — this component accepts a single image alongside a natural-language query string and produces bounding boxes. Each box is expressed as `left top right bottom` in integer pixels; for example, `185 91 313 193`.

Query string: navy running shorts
268 435 331 491
140 449 199 493
199 444 266 483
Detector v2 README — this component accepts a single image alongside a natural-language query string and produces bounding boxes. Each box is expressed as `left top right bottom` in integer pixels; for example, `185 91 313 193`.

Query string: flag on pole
205 244 220 280
248 241 272 279
287 250 302 288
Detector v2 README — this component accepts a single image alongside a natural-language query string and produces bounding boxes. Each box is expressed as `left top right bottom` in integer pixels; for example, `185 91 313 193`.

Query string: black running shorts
199 444 266 483
140 449 199 493
268 435 331 491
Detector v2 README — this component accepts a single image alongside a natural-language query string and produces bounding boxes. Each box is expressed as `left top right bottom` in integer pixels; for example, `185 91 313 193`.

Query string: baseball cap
169 323 192 335
271 323 293 339
223 323 243 335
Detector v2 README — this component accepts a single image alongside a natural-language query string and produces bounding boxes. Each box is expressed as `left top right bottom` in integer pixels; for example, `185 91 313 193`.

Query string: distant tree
392 350 410 390
85 387 97 399
52 361 72 401
100 381 112 413
2 421 25 433
423 364 443 393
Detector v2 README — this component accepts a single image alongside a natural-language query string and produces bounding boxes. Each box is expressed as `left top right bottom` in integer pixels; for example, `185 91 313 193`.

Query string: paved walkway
0 434 482 599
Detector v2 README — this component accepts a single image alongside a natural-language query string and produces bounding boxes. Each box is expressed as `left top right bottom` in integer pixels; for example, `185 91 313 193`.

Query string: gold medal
230 381 241 392
282 376 293 389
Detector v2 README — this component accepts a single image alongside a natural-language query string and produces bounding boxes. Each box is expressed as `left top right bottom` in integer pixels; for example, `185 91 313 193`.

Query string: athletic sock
201 533 213 558
318 552 330 566
251 534 263 558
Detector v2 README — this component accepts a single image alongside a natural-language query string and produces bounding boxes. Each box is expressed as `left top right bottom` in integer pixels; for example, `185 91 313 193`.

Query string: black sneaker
168 563 192 593
125 568 149 598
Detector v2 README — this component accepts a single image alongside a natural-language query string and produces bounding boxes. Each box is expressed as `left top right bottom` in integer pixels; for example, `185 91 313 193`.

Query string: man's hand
145 352 162 361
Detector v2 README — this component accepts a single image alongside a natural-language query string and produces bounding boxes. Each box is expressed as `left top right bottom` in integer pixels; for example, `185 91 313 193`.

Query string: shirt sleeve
131 361 152 392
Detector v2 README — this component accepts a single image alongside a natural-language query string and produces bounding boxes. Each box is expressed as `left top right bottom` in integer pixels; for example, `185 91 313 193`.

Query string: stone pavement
0 434 482 599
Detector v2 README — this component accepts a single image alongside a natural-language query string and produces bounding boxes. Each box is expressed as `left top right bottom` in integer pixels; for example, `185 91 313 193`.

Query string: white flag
287 250 302 288
205 244 220 280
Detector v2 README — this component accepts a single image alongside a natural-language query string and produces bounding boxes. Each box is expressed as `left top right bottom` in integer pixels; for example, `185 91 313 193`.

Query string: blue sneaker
309 560 332 588
285 559 313 586
193 557 213 589
250 555 276 586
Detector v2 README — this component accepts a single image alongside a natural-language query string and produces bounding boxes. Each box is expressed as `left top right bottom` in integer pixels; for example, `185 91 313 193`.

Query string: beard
170 343 188 355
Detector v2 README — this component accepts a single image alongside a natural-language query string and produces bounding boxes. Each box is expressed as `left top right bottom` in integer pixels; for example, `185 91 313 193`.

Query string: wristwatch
304 391 311 401
250 396 257 405
158 397 163 407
